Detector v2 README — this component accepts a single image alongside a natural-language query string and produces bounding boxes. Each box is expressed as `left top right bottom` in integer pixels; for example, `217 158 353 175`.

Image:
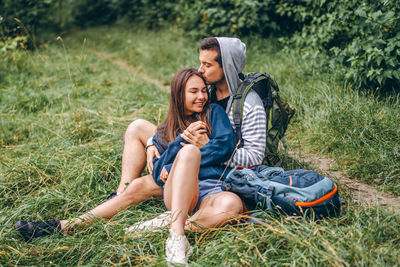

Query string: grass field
1 25 399 266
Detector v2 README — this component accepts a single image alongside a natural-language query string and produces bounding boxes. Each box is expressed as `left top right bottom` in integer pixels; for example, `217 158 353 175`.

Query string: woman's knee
176 144 201 162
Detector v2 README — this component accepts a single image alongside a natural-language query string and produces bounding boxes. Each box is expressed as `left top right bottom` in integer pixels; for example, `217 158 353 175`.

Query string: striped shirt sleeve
227 97 266 168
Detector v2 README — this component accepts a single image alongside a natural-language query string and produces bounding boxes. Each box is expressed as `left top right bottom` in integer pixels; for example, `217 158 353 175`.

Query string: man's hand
146 145 160 174
181 121 209 148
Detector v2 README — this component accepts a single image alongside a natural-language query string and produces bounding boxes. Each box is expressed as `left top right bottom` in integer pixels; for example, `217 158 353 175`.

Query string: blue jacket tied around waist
152 104 237 186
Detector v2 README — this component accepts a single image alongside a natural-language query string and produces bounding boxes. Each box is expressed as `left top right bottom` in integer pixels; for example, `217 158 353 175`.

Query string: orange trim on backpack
248 164 261 169
236 164 260 170
295 184 338 207
289 175 293 187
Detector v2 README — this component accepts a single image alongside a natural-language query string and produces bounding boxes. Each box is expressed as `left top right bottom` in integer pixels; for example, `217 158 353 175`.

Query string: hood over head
216 37 246 112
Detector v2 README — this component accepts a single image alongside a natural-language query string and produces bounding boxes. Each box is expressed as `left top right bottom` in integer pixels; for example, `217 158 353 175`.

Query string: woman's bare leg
59 174 162 230
163 145 200 235
117 119 156 193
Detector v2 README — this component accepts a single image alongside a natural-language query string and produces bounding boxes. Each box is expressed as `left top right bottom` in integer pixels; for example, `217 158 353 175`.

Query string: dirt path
289 150 400 213
92 49 400 213
91 50 170 91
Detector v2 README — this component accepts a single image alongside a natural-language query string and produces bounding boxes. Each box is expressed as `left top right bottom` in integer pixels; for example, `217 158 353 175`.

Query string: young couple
16 37 267 265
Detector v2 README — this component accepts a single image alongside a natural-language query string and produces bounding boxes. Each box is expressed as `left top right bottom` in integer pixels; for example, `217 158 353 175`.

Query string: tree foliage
175 0 286 38
0 0 399 93
0 0 59 38
71 0 118 28
276 0 400 93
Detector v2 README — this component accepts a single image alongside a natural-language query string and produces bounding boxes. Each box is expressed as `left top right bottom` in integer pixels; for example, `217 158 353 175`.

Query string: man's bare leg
60 174 162 230
116 119 156 193
185 191 243 231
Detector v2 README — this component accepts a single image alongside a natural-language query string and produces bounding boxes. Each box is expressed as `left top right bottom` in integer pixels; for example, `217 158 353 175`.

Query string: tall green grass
1 26 399 266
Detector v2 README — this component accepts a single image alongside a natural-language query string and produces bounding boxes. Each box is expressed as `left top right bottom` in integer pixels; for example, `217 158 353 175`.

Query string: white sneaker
126 211 171 233
166 229 192 265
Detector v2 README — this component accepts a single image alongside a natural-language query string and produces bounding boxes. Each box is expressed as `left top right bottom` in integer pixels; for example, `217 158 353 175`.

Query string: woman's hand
146 145 160 174
160 167 169 183
181 121 209 148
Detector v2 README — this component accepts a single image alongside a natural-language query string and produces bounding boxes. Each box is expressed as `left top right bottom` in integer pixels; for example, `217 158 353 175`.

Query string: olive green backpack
233 73 295 166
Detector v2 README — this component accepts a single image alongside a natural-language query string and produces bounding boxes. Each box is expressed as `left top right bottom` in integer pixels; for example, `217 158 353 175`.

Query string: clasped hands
147 121 210 178
180 121 209 148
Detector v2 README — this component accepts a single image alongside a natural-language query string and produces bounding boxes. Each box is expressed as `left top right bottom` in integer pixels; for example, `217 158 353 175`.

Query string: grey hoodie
216 37 266 168
216 37 246 113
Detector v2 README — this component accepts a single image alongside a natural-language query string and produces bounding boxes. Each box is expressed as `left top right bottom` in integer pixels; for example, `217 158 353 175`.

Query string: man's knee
121 175 162 201
125 119 155 143
213 193 243 214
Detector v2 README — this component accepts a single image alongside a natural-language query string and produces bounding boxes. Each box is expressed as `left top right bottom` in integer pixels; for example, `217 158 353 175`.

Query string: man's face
198 49 225 86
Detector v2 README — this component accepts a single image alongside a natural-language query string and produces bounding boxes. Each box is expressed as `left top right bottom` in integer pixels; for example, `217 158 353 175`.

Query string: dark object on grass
16 220 61 240
107 191 118 200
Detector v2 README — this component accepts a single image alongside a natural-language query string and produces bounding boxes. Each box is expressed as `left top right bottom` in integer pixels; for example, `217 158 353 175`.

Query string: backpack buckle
233 94 242 99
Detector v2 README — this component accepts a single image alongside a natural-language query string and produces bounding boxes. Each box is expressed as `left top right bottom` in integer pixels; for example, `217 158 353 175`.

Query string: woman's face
183 75 208 115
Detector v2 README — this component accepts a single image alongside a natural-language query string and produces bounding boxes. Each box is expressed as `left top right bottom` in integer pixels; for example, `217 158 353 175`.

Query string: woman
149 69 239 264
16 69 242 265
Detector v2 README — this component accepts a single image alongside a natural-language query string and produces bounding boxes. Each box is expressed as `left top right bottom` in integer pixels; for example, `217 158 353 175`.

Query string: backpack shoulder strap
232 73 268 148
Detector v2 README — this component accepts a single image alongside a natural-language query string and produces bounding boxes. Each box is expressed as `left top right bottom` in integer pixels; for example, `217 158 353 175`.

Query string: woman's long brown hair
156 68 211 146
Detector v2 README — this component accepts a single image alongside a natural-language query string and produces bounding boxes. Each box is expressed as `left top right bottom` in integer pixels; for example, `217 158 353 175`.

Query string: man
16 37 266 239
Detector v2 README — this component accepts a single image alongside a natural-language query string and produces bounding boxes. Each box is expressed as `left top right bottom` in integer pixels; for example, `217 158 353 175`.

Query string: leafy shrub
173 0 399 93
0 36 28 53
1 0 399 94
175 0 285 38
0 35 28 82
71 0 117 27
277 0 400 93
0 0 60 38
116 0 179 29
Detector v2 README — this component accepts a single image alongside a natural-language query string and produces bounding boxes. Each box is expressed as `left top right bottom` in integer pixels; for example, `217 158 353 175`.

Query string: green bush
1 0 399 93
0 0 60 38
71 0 117 27
117 0 179 29
0 35 28 82
175 0 285 38
174 0 399 93
277 0 400 94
